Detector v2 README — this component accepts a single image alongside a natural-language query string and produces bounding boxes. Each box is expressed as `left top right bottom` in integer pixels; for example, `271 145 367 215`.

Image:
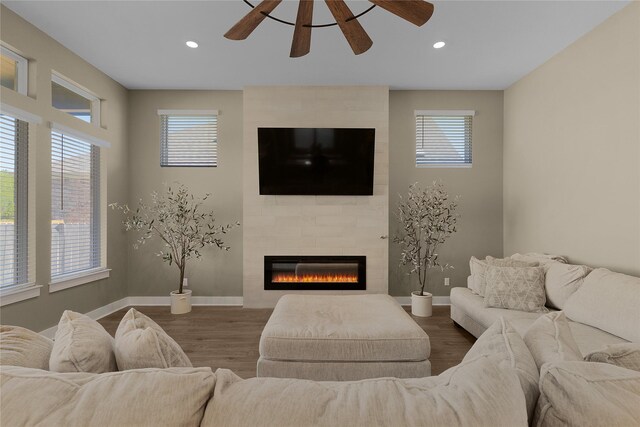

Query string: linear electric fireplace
264 256 366 291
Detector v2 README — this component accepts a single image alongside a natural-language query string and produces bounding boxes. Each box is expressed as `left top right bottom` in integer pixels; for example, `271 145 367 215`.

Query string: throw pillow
0 366 215 427
534 361 640 427
202 357 528 427
115 308 192 370
484 265 547 312
544 263 592 310
0 325 53 370
49 310 117 373
510 252 569 265
469 256 538 296
523 312 582 370
564 268 640 343
463 317 539 420
584 343 640 372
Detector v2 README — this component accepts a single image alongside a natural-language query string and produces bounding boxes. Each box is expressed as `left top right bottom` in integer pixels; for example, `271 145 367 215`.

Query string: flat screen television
258 128 375 195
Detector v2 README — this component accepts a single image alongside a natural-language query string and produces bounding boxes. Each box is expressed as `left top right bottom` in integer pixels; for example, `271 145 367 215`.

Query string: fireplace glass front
264 256 366 291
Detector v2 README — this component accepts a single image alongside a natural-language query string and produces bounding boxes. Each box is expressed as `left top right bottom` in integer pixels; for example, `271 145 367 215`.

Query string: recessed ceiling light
433 41 446 49
186 41 199 49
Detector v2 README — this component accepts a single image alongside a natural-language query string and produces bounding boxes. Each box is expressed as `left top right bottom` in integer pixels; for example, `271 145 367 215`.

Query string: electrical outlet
183 278 189 288
444 277 450 287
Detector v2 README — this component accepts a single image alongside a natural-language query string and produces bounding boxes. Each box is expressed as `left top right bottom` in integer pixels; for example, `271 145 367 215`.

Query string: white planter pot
411 291 433 317
170 289 192 315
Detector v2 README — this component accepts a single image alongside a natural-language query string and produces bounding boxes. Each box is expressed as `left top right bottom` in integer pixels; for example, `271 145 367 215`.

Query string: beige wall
504 3 640 276
126 91 243 296
242 86 389 307
389 91 504 296
0 6 129 331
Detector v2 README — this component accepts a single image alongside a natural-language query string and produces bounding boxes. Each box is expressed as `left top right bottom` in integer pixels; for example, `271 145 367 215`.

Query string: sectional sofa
451 254 639 356
1 254 639 426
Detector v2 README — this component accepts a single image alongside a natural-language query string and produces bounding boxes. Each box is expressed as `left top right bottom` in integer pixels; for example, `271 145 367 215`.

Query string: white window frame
0 104 42 306
48 123 109 293
157 109 219 167
1 45 28 95
415 110 475 168
51 72 101 126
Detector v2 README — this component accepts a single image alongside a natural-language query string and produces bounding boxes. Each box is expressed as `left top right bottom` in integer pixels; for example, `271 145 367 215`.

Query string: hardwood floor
98 305 475 378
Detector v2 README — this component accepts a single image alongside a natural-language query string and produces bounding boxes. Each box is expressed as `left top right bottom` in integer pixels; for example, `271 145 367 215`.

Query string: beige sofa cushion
484 266 547 312
260 294 430 362
469 256 538 296
544 263 592 310
0 325 53 369
524 312 583 370
202 356 528 427
511 252 568 265
463 317 539 420
0 365 215 426
115 308 191 370
564 268 640 343
50 311 117 373
585 343 640 372
534 361 640 427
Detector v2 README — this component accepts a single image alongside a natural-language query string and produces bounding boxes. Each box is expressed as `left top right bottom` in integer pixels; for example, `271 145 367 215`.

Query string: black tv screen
258 128 375 195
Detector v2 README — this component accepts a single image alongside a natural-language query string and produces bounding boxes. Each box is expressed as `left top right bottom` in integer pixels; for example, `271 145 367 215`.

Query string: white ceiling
4 0 630 90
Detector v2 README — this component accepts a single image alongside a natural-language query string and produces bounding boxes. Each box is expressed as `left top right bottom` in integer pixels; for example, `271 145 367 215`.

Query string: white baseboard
40 297 131 339
128 296 243 306
395 296 451 306
39 296 243 338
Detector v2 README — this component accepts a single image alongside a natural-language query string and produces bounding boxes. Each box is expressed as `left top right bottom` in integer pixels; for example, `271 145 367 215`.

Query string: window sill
416 164 473 169
49 268 111 293
0 284 42 307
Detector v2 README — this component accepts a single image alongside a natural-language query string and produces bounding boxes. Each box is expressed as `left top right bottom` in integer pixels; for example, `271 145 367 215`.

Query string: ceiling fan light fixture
433 41 445 49
225 0 435 57
186 41 199 48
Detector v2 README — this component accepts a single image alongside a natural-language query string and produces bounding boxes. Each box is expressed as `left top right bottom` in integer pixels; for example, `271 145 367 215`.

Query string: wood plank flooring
98 305 475 378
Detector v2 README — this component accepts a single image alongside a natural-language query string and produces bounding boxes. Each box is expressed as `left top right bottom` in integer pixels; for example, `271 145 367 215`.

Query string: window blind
51 131 100 279
0 114 28 289
160 114 217 167
415 112 473 166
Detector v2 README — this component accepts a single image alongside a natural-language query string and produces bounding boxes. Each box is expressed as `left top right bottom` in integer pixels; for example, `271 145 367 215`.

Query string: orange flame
272 273 358 283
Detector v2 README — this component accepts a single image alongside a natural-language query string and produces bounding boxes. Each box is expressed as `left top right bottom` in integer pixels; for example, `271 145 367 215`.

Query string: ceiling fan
224 0 435 57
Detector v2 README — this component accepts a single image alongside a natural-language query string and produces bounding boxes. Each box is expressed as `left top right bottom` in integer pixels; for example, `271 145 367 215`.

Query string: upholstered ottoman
257 294 431 381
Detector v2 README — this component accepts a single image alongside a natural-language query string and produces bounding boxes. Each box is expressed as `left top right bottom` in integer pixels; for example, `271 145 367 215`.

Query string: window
159 110 218 167
415 110 475 167
0 113 29 290
51 73 100 125
1 46 28 95
50 130 101 280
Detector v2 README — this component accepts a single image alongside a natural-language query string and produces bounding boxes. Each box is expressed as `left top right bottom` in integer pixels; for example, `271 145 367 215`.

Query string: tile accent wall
242 86 390 307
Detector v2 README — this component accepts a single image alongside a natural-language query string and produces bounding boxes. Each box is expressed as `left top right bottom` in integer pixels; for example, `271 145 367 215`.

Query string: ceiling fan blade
368 0 434 26
224 0 283 40
290 0 314 58
325 0 373 55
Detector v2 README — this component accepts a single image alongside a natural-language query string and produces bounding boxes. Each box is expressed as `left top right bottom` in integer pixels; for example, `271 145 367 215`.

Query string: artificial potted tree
111 184 238 314
394 182 459 317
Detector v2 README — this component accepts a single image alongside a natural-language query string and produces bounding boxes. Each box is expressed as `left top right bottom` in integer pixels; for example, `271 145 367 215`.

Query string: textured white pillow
564 268 640 343
50 311 116 373
511 252 568 265
203 357 528 427
523 312 583 370
534 361 640 427
544 263 592 310
585 343 640 372
115 308 192 370
469 256 538 296
0 366 215 427
0 325 53 369
463 318 539 420
484 266 547 312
